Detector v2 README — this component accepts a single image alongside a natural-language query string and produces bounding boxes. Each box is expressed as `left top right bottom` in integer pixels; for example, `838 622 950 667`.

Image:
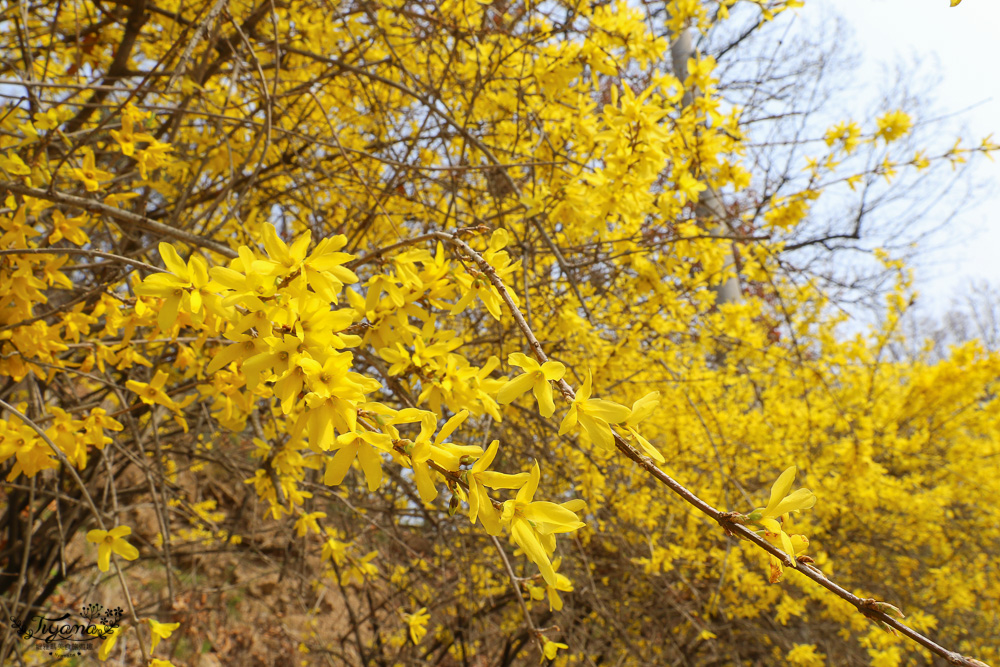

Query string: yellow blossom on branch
744 467 817 580
496 352 566 418
1 150 32 176
325 429 393 491
766 533 809 583
389 409 483 504
110 107 155 156
620 391 665 462
501 462 585 586
558 370 631 450
874 110 913 144
747 466 817 533
146 618 180 652
405 606 430 644
463 439 530 535
85 525 140 572
294 511 327 537
543 638 569 660
126 370 183 413
71 149 113 191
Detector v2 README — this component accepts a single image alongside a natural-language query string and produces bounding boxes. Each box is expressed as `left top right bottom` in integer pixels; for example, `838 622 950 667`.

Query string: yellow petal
507 352 537 371
779 531 797 569
468 480 482 523
584 399 631 424
561 499 587 514
158 242 188 277
356 443 383 492
522 501 585 532
533 377 556 418
158 293 182 333
474 486 502 535
113 539 139 561
86 529 108 544
632 429 665 463
540 361 565 381
413 464 438 504
515 462 540 503
477 470 530 490
109 525 132 538
577 370 593 401
324 443 359 486
558 405 578 435
473 439 499 473
497 372 535 405
626 391 661 426
579 413 616 450
763 466 797 516
770 487 817 517
97 543 112 572
761 517 782 534
488 228 509 252
511 520 556 585
437 409 469 443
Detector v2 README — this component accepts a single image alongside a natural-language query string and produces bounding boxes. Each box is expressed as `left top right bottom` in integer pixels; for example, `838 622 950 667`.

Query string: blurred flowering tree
0 0 997 665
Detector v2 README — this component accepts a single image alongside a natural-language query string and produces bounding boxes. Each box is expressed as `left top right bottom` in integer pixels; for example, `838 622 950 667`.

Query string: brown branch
1 181 239 258
0 247 166 273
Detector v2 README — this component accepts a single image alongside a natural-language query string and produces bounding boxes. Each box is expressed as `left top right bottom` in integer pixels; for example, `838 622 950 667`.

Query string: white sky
801 0 1000 312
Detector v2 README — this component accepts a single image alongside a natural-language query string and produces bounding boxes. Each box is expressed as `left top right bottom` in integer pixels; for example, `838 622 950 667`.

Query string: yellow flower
136 139 173 179
126 370 182 413
496 353 565 418
745 467 816 579
390 409 482 504
48 210 90 245
0 150 32 176
823 120 861 153
135 242 220 331
543 558 573 611
256 224 358 298
464 439 530 535
93 623 123 660
340 550 378 586
748 466 817 534
405 606 430 644
321 531 348 565
501 462 585 586
542 638 569 660
767 533 809 583
558 370 631 450
294 511 327 537
86 525 140 571
621 391 664 462
875 110 913 144
325 430 392 492
786 644 826 667
71 149 112 191
147 618 180 652
110 112 154 156
451 229 520 320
